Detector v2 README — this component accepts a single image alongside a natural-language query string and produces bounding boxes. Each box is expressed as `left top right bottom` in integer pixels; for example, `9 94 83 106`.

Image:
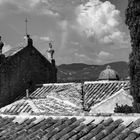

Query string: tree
125 0 140 111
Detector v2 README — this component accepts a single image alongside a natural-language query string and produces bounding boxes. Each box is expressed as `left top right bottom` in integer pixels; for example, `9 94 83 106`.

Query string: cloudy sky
0 0 131 65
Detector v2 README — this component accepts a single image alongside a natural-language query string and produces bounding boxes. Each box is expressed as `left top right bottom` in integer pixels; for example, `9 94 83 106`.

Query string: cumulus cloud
98 51 113 59
0 0 59 16
95 51 114 64
101 31 129 46
76 0 128 46
75 52 93 62
74 51 114 64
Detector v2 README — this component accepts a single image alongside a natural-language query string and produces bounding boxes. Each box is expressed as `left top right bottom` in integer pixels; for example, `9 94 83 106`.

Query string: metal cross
25 17 28 35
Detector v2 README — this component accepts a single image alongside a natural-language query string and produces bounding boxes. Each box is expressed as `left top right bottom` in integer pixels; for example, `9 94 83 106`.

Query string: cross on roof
25 17 28 35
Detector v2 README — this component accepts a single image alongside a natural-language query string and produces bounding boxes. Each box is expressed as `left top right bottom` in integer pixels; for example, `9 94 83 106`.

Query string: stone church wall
0 46 57 107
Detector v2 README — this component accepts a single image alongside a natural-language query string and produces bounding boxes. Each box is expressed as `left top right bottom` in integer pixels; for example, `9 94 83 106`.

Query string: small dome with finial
98 65 120 80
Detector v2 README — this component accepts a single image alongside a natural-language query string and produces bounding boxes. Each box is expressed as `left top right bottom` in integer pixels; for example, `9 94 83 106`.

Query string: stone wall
0 45 57 107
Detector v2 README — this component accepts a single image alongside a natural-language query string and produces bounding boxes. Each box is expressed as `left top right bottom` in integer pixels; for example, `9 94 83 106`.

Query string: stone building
0 35 57 107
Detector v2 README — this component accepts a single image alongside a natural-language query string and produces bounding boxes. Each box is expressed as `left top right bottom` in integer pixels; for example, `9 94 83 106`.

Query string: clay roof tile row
0 114 139 140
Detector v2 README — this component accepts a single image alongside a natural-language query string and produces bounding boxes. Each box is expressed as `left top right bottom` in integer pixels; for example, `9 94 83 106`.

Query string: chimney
26 89 29 98
46 42 55 63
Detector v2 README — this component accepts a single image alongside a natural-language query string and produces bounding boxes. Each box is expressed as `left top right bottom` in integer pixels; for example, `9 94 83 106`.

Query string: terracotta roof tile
0 81 130 115
84 81 130 107
0 114 139 139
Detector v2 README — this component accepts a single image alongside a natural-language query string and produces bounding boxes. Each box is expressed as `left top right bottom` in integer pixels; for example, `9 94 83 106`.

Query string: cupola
98 65 120 81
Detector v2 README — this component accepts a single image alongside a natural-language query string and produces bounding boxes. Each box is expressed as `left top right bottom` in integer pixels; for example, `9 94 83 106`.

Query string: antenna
25 17 28 35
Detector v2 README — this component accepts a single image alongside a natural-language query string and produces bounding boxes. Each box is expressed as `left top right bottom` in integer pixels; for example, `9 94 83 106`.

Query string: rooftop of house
0 97 84 116
0 113 140 139
84 80 130 107
0 42 54 68
0 80 131 115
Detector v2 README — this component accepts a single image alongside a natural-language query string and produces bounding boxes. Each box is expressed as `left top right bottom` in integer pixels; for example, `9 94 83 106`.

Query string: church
0 35 57 107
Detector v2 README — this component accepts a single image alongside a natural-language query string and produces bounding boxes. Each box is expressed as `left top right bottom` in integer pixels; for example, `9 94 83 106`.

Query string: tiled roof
31 81 130 108
0 81 130 115
0 114 140 139
0 97 83 116
33 97 82 115
30 83 83 108
0 99 40 115
89 89 133 114
84 81 130 108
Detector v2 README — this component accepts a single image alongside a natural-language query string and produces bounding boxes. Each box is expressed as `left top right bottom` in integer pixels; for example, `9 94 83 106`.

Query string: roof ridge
84 80 129 84
26 99 41 113
46 96 81 109
1 113 140 119
42 83 81 86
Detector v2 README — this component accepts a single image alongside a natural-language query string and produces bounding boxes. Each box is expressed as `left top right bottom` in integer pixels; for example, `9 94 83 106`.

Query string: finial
49 42 52 48
47 42 55 61
26 34 33 46
106 65 111 69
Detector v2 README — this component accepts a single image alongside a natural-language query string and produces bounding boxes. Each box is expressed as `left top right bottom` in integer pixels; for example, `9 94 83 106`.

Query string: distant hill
57 61 129 82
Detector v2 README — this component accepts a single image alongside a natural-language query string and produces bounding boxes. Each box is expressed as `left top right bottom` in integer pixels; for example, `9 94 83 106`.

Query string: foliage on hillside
57 61 128 82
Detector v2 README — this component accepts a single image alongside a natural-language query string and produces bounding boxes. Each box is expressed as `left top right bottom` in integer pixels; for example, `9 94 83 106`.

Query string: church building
0 35 57 107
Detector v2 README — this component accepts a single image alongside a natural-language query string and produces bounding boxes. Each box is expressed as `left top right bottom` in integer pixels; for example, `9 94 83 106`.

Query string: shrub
114 103 133 113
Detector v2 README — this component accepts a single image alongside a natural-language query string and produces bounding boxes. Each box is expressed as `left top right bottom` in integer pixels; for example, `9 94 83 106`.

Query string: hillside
57 61 129 82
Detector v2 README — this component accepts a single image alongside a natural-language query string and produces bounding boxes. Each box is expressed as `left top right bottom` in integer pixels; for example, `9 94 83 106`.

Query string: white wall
90 90 133 114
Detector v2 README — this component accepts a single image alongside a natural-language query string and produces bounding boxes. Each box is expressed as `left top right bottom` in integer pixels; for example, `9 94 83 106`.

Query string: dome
98 65 120 80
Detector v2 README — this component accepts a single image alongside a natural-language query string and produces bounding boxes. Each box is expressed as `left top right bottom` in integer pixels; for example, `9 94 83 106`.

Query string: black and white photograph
0 0 140 139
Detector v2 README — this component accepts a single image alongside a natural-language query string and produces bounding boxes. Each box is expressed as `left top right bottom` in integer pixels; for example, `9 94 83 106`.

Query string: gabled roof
30 83 82 107
0 99 40 115
2 45 52 66
0 114 140 139
4 46 25 57
84 80 130 107
0 97 83 116
1 81 130 115
90 89 133 114
91 89 133 108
